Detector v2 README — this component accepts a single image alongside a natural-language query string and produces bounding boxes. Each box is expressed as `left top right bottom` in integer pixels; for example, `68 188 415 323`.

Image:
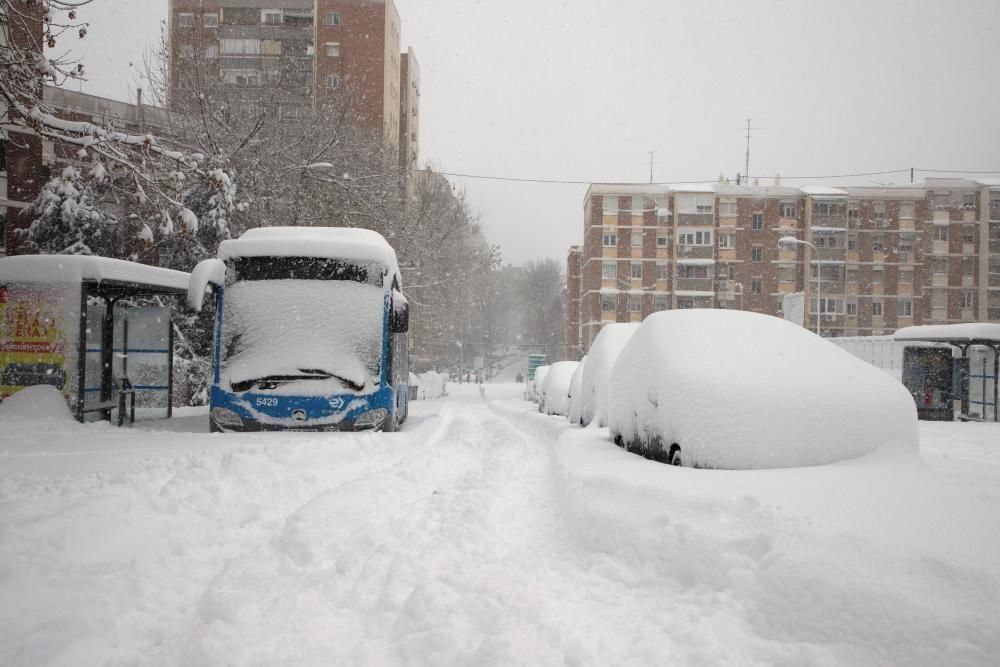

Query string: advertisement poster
0 285 75 399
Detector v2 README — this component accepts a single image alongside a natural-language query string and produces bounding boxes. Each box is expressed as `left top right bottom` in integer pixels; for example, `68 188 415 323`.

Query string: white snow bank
0 385 73 422
217 227 401 288
579 324 639 427
608 310 918 469
567 356 587 425
541 361 579 417
0 255 189 291
417 371 447 399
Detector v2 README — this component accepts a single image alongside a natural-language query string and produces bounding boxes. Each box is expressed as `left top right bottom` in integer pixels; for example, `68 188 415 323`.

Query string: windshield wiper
231 369 365 393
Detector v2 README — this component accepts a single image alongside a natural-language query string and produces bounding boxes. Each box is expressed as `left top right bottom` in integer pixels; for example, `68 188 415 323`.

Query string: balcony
814 247 847 262
812 281 846 295
675 278 714 292
676 245 714 260
676 212 714 226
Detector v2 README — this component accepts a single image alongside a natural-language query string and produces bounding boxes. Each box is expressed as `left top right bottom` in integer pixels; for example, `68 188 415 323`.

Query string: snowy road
2 384 1000 665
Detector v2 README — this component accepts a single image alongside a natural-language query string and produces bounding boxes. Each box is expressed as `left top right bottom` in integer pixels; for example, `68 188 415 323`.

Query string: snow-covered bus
189 227 410 432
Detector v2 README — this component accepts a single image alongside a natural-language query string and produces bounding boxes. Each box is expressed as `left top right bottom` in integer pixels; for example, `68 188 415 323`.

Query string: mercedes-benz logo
292 409 307 421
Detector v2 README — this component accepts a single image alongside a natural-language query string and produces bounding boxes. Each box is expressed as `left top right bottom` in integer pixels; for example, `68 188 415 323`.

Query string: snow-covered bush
21 166 119 256
541 361 578 417
418 371 447 399
579 324 640 427
608 310 919 469
567 356 587 425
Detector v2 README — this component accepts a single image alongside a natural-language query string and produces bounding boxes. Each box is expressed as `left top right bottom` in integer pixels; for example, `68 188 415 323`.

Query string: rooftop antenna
649 151 655 184
744 118 751 183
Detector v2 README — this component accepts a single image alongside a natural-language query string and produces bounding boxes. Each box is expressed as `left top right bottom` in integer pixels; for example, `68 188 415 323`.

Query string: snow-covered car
540 361 579 416
567 356 588 425
526 365 550 402
579 323 640 427
608 310 919 469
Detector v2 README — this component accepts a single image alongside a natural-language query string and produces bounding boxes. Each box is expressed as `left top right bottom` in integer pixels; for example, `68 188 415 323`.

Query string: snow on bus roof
218 227 401 284
0 255 190 291
894 323 1000 344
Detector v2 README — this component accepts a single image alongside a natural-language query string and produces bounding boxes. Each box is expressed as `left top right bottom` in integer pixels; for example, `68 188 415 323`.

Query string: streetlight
778 236 821 336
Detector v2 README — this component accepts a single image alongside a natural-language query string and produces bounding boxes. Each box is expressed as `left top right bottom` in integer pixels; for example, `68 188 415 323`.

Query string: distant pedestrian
516 372 524 384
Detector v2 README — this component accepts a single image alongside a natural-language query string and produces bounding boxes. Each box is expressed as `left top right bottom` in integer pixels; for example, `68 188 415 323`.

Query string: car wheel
382 411 398 432
669 444 682 467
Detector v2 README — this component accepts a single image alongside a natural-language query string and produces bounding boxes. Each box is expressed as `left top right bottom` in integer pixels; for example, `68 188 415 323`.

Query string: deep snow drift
1 385 998 665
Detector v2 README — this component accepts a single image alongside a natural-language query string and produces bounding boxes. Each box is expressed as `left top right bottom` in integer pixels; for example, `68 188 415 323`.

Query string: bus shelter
894 324 1000 422
0 255 190 424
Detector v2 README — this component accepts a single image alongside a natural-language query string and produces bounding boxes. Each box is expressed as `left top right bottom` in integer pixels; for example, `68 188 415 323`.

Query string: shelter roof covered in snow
0 255 190 293
894 324 1000 345
217 227 401 286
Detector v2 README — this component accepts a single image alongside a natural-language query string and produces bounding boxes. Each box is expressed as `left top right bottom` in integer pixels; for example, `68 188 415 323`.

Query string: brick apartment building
167 0 419 165
566 179 1000 358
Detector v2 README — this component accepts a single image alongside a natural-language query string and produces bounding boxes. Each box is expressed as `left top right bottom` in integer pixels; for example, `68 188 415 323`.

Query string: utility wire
433 168 1000 186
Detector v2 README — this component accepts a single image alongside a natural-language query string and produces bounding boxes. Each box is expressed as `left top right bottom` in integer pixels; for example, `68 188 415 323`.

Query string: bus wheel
382 411 398 432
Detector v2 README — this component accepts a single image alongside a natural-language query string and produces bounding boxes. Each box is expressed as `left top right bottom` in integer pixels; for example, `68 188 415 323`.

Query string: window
655 197 669 222
677 264 710 279
677 194 713 215
262 10 283 25
654 295 670 311
629 294 642 312
325 12 342 26
872 269 884 284
601 294 616 311
781 202 796 218
656 263 669 281
324 74 341 89
933 192 950 209
846 301 858 316
812 298 843 315
656 235 668 247
178 12 194 28
898 299 913 318
632 196 646 214
602 261 616 280
751 213 764 230
848 205 860 220
872 301 884 317
751 246 763 262
203 13 219 28
603 196 619 215
221 38 261 55
204 43 219 59
847 268 859 283
962 292 974 308
718 233 734 249
750 278 762 295
899 233 914 253
873 211 887 228
603 231 618 247
631 231 643 248
325 42 341 57
900 202 916 219
963 257 976 275
963 225 976 243
899 269 913 285
963 193 977 210
677 230 712 246
719 201 737 216
630 262 643 279
813 201 844 216
872 234 885 251
932 257 948 274
991 197 1000 221
848 234 858 250
933 226 948 241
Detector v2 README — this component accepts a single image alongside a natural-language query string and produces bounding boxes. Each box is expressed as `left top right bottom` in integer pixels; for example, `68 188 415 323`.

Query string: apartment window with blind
325 12 342 26
631 232 643 248
325 43 341 57
629 294 642 312
603 230 618 247
178 13 194 28
601 294 616 311
751 213 764 230
751 246 763 262
602 196 618 215
630 262 642 279
602 261 616 280
203 13 219 28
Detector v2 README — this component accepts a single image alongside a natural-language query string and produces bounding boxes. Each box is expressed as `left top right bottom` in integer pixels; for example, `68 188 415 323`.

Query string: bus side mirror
188 258 226 311
390 291 409 333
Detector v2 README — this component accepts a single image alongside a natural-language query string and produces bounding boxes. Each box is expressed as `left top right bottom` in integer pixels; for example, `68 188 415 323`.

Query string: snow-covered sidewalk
2 385 999 665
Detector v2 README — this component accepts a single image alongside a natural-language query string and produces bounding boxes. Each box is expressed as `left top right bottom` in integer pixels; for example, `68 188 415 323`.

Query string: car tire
669 444 682 467
382 411 398 432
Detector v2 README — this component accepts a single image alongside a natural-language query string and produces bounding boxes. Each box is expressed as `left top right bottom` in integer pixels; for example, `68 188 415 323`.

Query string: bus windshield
220 257 386 394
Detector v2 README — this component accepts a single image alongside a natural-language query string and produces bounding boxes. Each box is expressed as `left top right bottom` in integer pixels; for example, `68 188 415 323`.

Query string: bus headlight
211 407 244 430
355 408 388 429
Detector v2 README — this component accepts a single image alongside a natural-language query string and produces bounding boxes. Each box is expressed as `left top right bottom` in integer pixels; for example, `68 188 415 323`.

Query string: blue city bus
190 228 410 433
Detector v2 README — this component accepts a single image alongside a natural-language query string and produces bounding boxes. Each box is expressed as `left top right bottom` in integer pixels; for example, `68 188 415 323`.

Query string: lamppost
778 236 821 336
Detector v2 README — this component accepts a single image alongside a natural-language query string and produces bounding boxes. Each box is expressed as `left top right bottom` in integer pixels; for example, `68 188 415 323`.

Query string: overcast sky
67 0 1000 266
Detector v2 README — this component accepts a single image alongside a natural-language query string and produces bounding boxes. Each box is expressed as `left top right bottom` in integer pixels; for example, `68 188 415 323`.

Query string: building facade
569 179 1000 355
167 1 418 156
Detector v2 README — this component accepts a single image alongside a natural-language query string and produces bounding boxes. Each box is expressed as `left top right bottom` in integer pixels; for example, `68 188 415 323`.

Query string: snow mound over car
527 365 550 402
541 361 579 416
567 356 587 425
608 310 918 469
0 385 74 422
580 324 639 427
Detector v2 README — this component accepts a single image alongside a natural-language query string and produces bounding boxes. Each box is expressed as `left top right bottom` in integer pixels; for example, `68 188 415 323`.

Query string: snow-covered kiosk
894 324 1000 422
0 255 190 423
